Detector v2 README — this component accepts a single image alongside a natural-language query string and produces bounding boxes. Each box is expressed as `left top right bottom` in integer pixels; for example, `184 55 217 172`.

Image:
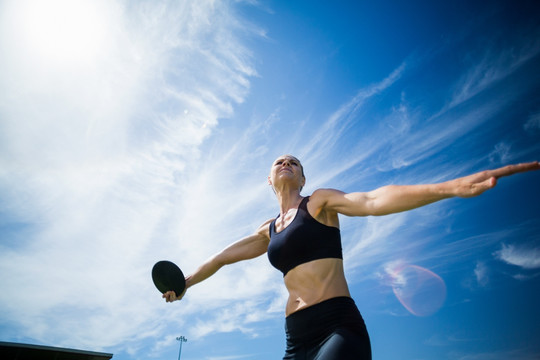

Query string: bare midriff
283 258 351 316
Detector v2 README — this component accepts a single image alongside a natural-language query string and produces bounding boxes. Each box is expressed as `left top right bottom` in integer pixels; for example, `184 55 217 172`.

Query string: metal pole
176 336 187 360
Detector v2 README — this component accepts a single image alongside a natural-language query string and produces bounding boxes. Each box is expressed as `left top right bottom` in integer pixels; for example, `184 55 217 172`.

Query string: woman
163 155 539 360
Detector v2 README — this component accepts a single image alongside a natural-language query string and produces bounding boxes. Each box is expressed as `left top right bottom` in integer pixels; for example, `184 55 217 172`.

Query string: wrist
438 180 458 198
185 275 194 289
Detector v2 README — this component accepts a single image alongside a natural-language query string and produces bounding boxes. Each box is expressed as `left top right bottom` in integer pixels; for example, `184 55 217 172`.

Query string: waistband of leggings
286 296 355 320
285 296 361 341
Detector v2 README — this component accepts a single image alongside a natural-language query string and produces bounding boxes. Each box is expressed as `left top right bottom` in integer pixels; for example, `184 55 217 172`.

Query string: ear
267 176 272 186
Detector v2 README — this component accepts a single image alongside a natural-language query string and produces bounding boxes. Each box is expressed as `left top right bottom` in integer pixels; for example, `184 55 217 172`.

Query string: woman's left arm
320 161 540 217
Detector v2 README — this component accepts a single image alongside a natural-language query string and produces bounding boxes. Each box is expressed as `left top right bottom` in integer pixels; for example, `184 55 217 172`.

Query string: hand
162 287 187 303
451 161 540 198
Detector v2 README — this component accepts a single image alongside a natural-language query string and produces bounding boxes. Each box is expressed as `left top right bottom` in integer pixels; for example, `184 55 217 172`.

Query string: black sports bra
267 196 343 276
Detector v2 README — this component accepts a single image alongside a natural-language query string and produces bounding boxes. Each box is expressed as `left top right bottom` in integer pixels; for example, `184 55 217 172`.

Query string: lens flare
390 264 447 317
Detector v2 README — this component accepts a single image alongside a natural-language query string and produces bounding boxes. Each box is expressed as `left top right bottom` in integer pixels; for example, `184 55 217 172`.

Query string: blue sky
1 0 539 359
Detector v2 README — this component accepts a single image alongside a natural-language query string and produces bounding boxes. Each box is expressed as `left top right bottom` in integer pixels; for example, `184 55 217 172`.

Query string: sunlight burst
13 0 109 67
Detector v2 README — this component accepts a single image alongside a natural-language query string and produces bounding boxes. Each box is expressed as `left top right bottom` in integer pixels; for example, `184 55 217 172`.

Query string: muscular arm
318 161 539 217
163 219 272 302
186 220 271 287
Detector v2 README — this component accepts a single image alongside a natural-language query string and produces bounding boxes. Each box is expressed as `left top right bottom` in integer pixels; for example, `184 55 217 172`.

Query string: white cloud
488 142 512 165
344 214 410 272
1 1 538 357
474 261 489 287
495 244 540 270
0 0 265 355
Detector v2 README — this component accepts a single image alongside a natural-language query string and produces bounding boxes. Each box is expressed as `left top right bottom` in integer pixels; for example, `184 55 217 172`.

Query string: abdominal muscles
283 258 351 316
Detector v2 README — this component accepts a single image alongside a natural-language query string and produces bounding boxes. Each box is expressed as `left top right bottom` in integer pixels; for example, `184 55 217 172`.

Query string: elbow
213 249 246 267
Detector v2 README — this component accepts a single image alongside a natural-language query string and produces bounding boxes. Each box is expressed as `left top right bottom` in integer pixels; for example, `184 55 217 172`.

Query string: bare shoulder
310 188 346 207
310 188 370 217
308 189 344 227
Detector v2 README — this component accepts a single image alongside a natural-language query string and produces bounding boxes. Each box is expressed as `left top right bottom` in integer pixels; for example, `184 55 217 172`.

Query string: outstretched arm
320 161 540 217
163 219 272 302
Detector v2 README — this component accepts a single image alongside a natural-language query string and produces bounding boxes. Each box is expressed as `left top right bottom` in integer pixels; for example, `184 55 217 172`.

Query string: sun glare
13 0 109 68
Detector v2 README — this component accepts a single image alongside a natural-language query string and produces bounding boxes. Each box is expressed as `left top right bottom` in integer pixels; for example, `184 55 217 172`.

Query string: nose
281 160 293 169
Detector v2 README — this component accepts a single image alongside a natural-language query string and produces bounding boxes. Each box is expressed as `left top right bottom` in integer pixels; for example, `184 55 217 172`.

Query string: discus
152 260 186 297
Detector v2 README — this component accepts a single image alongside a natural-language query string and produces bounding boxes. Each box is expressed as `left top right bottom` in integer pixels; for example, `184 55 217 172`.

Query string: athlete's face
268 155 305 190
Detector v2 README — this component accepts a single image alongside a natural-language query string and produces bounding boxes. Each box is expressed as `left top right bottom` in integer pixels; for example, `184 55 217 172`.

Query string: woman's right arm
163 218 273 302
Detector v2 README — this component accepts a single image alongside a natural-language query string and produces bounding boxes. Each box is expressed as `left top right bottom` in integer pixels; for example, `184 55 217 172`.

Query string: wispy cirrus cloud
1 2 539 359
524 112 540 134
446 34 540 111
299 61 406 167
0 0 262 355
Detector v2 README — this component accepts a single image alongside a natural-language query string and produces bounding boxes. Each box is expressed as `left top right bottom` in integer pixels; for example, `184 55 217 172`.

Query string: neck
274 187 303 215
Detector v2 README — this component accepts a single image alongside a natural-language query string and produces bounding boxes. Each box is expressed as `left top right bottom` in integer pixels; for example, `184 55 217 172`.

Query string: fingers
460 161 537 197
162 291 178 303
490 161 540 179
162 288 188 303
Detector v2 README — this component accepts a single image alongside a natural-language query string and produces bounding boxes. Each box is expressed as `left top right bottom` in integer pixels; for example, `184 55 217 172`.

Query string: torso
284 258 351 315
270 195 351 316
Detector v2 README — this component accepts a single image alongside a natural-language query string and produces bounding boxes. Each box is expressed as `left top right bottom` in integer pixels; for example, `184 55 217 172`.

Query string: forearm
368 182 455 216
162 253 227 303
185 254 224 290
185 231 269 290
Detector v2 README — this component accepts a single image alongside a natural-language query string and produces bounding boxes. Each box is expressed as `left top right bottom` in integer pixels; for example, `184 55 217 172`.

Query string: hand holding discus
152 260 187 302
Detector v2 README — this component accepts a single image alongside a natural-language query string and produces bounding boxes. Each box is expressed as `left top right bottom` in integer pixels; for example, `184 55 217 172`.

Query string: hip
285 296 368 343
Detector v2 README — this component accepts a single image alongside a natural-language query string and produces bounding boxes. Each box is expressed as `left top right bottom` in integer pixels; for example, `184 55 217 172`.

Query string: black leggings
283 297 371 360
